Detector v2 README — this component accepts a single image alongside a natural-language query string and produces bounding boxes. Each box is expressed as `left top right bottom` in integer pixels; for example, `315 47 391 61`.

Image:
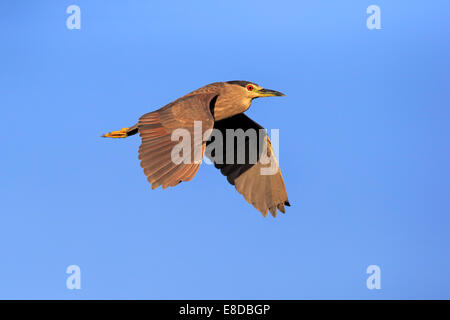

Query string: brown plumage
103 81 290 217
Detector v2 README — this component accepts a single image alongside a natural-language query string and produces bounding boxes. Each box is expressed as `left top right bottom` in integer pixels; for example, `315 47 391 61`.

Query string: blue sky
0 1 449 299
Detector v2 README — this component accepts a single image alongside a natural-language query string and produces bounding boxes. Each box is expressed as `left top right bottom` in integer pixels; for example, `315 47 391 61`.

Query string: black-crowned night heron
103 81 290 217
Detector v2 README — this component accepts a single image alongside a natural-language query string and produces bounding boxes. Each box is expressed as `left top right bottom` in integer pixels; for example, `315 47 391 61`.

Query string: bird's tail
102 125 138 138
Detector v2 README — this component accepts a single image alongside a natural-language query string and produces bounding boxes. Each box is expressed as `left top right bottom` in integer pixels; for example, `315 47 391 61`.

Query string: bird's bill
256 88 286 97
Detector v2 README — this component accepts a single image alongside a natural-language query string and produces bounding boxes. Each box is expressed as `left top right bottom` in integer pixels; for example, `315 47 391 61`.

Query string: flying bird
103 81 290 217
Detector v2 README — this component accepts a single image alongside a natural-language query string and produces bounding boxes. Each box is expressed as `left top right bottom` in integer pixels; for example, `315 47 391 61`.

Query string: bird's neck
213 96 252 120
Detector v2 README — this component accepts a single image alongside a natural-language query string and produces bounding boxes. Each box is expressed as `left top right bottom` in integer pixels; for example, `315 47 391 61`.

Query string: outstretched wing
138 94 217 189
206 113 290 217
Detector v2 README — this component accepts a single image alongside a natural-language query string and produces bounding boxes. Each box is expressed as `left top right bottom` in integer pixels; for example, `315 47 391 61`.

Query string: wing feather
137 94 216 189
206 113 290 217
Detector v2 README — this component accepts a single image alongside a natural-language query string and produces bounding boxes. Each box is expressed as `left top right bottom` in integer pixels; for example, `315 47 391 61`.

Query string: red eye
246 85 254 91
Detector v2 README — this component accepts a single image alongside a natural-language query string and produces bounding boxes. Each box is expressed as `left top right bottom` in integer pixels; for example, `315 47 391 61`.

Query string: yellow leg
103 127 129 138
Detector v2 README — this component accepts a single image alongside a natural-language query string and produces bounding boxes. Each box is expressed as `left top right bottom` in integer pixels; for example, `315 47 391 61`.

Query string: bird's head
226 80 285 99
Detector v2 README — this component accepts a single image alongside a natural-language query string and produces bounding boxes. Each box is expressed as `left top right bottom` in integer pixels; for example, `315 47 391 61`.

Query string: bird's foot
102 127 129 138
